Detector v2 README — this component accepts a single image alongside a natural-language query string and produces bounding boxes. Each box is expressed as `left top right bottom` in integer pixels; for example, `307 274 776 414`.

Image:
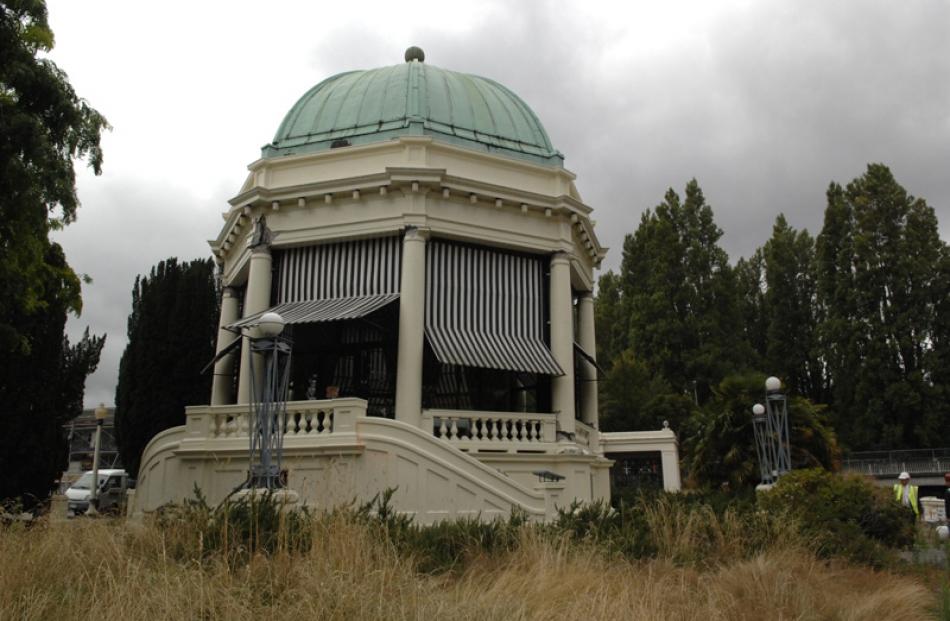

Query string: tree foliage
0 0 108 352
0 245 105 504
598 164 948 479
684 373 839 490
115 258 219 476
816 164 949 448
620 180 747 404
592 270 627 371
599 349 696 432
0 1 108 504
736 215 825 402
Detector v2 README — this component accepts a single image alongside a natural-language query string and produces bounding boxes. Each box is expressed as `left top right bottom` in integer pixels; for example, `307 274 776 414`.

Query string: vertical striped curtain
231 236 402 328
276 236 401 303
425 240 563 375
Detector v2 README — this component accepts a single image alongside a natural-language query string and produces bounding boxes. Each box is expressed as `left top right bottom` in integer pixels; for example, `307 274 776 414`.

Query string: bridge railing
841 448 950 477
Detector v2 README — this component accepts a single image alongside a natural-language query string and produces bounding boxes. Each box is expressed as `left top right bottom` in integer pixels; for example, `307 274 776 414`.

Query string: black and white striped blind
276 236 401 303
425 241 563 375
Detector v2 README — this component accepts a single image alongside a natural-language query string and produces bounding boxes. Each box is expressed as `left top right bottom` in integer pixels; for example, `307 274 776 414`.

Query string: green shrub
354 488 527 574
154 485 312 566
553 498 655 559
759 468 915 565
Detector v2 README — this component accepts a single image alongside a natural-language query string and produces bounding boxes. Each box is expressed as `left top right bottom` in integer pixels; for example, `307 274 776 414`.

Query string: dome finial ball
405 46 425 63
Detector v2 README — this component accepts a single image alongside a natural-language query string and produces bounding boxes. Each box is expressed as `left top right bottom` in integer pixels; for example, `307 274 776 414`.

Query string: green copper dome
263 51 563 167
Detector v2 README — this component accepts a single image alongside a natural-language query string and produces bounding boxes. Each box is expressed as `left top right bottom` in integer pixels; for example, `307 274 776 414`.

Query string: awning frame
227 293 400 331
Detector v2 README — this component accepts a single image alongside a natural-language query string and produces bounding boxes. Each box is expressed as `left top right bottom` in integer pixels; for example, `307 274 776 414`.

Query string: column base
556 437 587 455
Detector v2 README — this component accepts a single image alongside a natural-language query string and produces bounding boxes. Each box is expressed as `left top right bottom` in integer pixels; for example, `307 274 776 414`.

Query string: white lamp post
85 403 108 515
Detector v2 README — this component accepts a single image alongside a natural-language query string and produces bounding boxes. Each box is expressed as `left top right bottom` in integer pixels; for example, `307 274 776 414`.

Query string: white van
65 469 131 516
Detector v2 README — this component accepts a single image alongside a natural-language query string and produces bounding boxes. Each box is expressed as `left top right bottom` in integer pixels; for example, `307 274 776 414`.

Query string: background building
61 406 120 490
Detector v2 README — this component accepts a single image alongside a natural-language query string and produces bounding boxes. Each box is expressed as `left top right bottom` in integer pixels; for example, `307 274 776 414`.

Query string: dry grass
0 511 936 621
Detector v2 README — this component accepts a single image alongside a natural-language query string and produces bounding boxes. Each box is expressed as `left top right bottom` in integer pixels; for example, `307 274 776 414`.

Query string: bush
759 468 915 565
155 486 312 566
552 499 655 559
353 488 528 574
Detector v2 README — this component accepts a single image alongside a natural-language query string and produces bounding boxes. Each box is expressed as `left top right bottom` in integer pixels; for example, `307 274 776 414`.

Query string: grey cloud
304 1 950 263
54 0 950 406
55 176 227 407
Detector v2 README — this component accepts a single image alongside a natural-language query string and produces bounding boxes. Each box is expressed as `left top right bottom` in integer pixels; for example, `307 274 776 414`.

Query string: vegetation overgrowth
0 481 938 620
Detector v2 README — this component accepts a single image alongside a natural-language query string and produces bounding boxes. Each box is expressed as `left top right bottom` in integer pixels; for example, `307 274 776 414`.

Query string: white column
549 252 576 438
237 246 272 404
395 228 427 427
577 292 599 428
661 447 682 492
210 286 240 405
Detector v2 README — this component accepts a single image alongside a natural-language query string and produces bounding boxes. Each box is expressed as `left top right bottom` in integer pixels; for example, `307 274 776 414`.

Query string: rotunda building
132 50 660 522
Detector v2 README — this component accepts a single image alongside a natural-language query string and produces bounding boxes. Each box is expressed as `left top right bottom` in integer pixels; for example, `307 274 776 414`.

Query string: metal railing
841 448 950 477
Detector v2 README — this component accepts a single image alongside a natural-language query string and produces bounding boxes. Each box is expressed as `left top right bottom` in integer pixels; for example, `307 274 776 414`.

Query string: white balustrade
575 420 593 447
425 409 557 451
203 400 359 440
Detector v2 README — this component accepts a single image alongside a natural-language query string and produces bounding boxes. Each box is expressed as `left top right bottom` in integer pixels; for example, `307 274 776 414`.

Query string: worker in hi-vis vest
894 471 920 519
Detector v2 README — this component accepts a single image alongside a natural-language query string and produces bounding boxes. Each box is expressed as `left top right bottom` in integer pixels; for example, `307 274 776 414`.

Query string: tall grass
0 495 935 620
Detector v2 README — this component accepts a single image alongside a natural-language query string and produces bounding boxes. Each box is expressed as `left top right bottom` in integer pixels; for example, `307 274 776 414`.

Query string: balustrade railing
424 409 557 449
191 399 365 441
575 420 596 448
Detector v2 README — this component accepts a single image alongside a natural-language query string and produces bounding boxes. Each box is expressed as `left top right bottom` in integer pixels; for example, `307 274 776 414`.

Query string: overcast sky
45 0 950 407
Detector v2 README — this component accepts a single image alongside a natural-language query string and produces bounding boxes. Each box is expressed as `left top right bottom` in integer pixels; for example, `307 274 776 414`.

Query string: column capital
578 290 594 302
404 226 431 242
250 244 272 256
550 251 571 266
222 286 240 299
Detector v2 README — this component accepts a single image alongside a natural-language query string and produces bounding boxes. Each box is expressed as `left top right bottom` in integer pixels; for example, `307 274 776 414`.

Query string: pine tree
599 348 696 432
593 270 627 370
115 258 219 475
816 164 949 449
761 215 823 402
620 179 746 403
734 250 767 368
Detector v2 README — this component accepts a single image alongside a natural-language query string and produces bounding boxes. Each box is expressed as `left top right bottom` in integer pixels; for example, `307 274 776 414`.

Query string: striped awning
426 328 564 376
425 241 563 376
230 294 399 329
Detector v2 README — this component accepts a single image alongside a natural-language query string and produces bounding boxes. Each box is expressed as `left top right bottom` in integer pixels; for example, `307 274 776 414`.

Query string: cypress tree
115 258 219 475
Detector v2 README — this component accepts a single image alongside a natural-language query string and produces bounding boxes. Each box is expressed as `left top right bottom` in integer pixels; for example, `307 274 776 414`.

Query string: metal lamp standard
752 377 793 487
85 403 108 515
765 376 792 478
244 312 292 491
751 403 774 485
